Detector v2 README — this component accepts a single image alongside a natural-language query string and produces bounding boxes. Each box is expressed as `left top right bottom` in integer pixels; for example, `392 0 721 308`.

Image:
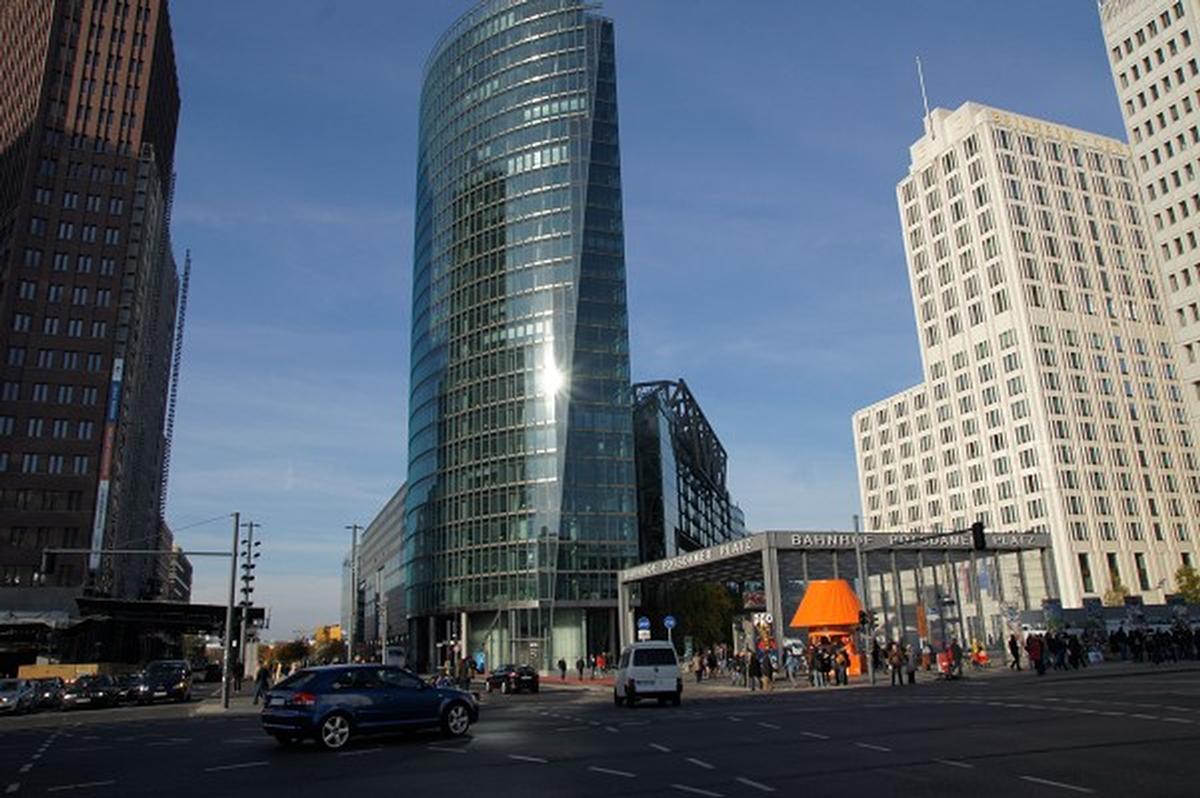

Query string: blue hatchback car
260 664 479 751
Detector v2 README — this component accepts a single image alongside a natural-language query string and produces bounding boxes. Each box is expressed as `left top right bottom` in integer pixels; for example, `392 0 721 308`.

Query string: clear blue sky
164 1 1125 637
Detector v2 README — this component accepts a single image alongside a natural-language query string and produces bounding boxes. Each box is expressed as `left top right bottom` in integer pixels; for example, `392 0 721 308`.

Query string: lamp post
237 521 261 684
346 524 362 663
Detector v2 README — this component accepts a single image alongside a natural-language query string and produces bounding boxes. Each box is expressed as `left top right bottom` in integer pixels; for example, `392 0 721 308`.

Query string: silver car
0 679 37 715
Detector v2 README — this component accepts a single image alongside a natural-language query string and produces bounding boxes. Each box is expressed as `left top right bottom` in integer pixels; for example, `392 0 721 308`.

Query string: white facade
854 102 1200 607
1101 0 1200 421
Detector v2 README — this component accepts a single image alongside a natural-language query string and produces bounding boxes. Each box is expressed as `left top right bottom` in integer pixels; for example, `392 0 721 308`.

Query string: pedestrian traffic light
858 610 869 628
971 521 986 551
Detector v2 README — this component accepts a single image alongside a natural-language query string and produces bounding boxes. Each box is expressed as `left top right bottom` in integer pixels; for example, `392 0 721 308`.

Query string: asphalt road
1 667 1198 797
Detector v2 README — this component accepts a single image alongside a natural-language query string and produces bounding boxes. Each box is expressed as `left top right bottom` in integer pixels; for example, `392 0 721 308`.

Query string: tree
1102 578 1130 607
664 582 736 651
1175 565 1200 604
315 639 347 664
274 639 311 666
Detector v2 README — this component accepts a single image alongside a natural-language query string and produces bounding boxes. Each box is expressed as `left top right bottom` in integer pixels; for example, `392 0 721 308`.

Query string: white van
613 641 682 707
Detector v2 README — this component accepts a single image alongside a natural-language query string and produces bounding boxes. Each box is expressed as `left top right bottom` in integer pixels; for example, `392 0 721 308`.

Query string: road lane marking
736 777 776 792
757 722 781 730
5 785 18 795
1162 717 1193 724
727 716 743 722
649 743 672 752
854 742 892 752
337 748 382 757
801 731 830 740
672 785 723 797
46 781 117 793
619 720 650 726
508 754 549 764
934 759 973 769
427 745 467 754
686 757 715 769
554 726 589 732
19 765 31 773
588 766 636 778
1018 776 1094 794
1130 713 1159 720
604 726 619 733
203 761 269 773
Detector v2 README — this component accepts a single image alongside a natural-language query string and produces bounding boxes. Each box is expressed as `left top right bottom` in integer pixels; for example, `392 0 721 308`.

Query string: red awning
789 579 863 629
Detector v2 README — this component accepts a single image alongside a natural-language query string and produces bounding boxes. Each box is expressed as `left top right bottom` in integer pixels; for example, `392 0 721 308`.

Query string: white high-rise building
1100 0 1200 420
853 102 1200 607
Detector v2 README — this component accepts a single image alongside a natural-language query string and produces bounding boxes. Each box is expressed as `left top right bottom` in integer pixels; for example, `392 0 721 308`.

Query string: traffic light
971 521 986 551
858 610 869 628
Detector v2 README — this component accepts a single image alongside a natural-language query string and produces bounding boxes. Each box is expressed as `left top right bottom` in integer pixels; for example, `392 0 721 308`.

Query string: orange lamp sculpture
789 579 865 676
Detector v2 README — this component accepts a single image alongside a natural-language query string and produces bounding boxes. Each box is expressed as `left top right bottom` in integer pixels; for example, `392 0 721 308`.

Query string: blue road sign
663 615 677 630
637 616 651 631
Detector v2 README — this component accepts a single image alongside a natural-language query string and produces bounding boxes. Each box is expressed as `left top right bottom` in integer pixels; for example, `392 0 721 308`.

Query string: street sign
663 615 676 630
637 616 651 631
637 629 651 641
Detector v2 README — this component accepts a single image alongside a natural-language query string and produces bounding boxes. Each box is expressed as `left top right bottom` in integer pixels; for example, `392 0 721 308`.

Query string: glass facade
633 381 747 563
405 0 637 670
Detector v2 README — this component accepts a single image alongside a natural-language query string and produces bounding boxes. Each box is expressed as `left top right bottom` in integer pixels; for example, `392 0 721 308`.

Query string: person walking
575 657 585 681
747 651 762 691
761 651 775 690
252 663 271 705
833 646 849 686
1025 634 1045 676
888 643 904 687
557 657 567 681
693 652 705 684
1008 634 1022 670
905 644 918 685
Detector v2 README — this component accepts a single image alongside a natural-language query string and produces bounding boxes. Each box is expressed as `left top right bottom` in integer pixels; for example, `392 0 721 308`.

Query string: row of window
27 217 121 244
0 415 94 439
21 248 118 275
10 315 109 339
0 452 90 475
32 185 124 215
15 282 112 306
0 386 102 417
35 158 128 185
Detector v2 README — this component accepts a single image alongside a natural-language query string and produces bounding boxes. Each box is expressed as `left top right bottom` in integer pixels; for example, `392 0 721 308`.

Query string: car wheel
671 691 682 707
625 689 637 708
500 681 510 695
317 712 352 751
531 684 539 693
441 702 472 737
485 682 493 694
613 690 623 707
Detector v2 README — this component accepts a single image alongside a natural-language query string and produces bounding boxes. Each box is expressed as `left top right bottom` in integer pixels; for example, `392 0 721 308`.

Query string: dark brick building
0 0 182 616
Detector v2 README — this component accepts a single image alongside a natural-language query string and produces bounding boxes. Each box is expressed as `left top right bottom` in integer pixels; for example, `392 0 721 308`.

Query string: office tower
0 0 182 611
632 380 746 564
406 0 637 671
343 484 406 660
853 102 1200 607
1100 1 1200 421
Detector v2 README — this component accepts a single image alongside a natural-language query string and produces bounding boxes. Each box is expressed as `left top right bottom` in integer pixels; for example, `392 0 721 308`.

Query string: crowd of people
1015 623 1200 675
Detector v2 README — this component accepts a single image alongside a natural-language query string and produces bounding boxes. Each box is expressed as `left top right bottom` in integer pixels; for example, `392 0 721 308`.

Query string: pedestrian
252 663 271 705
949 639 964 678
905 644 918 685
834 647 849 686
232 661 244 692
888 643 904 687
761 651 775 690
588 654 596 679
575 656 585 681
1025 634 1045 676
693 652 705 684
557 657 567 681
747 651 762 691
1008 633 1022 670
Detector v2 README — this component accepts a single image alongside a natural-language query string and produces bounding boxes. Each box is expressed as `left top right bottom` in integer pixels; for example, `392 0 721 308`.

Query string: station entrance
617 530 1057 660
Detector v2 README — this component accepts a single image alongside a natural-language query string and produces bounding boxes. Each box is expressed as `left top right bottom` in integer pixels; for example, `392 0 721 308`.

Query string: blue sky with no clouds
163 1 1126 636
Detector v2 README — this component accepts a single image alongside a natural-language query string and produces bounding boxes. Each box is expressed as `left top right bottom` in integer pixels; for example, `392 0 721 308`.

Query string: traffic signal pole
221 512 239 709
852 514 875 685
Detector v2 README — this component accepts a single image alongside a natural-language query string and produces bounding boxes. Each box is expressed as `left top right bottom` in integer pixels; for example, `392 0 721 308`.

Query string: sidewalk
538 674 614 692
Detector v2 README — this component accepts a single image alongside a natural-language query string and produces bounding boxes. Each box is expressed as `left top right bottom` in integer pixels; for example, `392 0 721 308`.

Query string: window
81 224 96 242
86 354 103 372
57 221 74 240
1106 552 1122 589
104 228 120 245
73 455 89 475
1078 553 1095 593
12 314 31 332
99 258 116 276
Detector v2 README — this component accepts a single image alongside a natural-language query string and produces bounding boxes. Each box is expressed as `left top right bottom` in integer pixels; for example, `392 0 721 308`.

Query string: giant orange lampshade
789 579 863 629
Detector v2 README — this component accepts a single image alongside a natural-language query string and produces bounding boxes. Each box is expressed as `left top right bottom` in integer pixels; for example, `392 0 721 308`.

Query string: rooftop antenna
916 56 934 140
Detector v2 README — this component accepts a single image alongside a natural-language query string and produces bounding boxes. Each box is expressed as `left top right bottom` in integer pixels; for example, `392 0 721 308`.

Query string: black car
61 674 118 710
113 673 144 704
32 678 64 710
260 664 480 751
484 664 539 694
136 660 192 704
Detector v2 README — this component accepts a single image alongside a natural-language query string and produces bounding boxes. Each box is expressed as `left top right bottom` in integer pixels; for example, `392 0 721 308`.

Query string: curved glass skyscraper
406 0 636 671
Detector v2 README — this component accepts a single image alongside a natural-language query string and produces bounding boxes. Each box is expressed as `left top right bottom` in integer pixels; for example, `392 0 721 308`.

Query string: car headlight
175 681 187 689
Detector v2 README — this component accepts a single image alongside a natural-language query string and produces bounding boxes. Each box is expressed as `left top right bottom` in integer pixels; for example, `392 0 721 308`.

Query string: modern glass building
633 380 747 564
405 0 637 672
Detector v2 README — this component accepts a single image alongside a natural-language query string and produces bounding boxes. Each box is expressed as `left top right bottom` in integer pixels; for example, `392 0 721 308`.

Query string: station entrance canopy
617 531 1056 654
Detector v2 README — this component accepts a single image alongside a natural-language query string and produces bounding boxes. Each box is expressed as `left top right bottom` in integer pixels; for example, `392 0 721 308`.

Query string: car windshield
0 680 19 691
494 664 516 672
146 663 186 678
633 648 678 667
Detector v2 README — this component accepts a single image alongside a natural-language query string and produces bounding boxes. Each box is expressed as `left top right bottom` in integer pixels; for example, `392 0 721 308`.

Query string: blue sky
164 1 1127 637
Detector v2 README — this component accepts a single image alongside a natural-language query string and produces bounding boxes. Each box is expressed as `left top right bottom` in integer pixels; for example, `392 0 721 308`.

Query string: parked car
484 664 539 694
136 660 192 703
114 673 144 704
61 674 119 710
613 641 682 707
260 664 479 751
0 679 37 715
32 678 64 710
